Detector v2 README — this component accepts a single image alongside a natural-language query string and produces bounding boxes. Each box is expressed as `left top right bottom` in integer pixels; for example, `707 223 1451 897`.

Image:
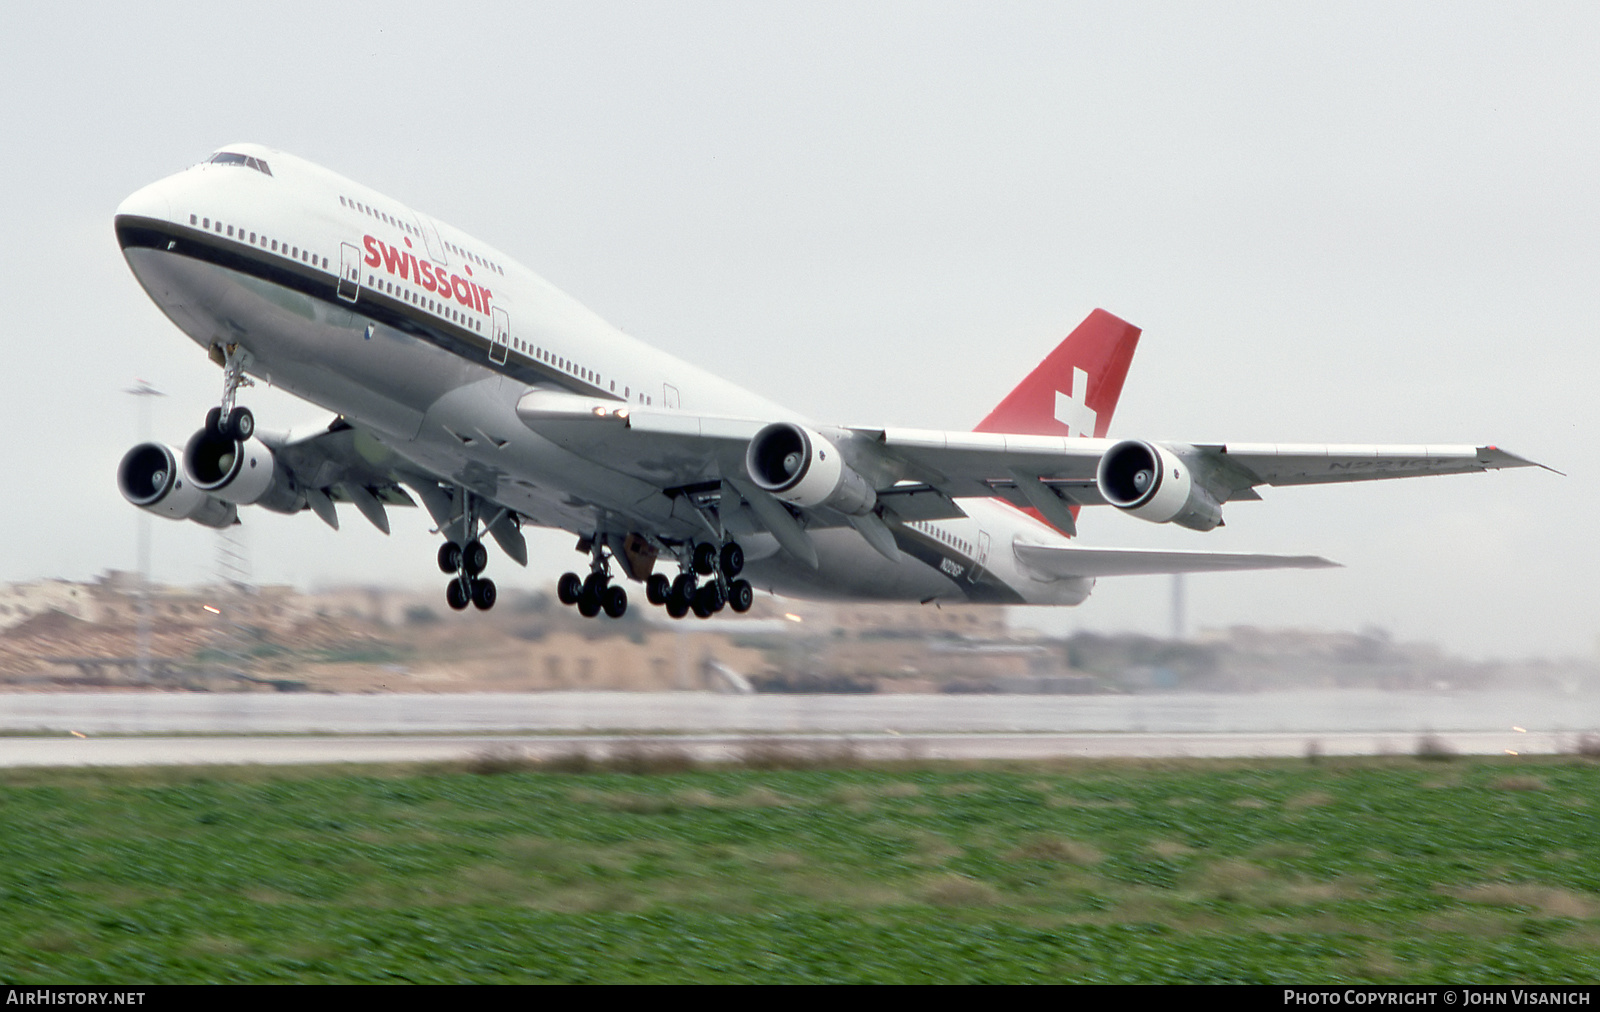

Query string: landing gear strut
438 488 496 611
207 343 256 441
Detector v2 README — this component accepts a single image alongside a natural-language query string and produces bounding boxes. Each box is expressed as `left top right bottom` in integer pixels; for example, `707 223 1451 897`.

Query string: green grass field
2 753 1598 983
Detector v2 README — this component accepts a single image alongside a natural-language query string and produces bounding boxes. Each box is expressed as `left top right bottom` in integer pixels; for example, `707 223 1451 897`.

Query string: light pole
125 381 165 681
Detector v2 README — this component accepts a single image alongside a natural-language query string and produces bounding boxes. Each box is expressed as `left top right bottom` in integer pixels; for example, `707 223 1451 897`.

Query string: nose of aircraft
114 178 173 227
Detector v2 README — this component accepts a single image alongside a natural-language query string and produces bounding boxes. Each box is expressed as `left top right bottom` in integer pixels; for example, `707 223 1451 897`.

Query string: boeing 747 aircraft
114 145 1538 619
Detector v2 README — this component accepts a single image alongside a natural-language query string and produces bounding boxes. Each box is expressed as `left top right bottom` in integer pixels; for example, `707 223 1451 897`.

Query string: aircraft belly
742 528 962 603
127 251 462 440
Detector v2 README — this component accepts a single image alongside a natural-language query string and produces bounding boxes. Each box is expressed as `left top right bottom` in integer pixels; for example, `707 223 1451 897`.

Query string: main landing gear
663 540 753 620
554 538 752 621
556 539 628 619
437 491 496 611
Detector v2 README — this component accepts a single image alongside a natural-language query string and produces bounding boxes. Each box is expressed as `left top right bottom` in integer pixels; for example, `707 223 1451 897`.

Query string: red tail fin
975 309 1140 536
974 309 1140 438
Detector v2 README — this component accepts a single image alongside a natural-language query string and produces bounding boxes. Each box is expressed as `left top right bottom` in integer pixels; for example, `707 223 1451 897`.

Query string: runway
0 689 1591 766
0 729 1573 767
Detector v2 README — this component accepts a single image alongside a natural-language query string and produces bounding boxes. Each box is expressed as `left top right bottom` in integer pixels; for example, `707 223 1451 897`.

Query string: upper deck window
208 151 273 176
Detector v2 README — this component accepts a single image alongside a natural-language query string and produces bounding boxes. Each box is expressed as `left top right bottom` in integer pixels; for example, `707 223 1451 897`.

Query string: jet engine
182 427 303 513
117 443 238 528
1095 439 1225 532
745 423 877 515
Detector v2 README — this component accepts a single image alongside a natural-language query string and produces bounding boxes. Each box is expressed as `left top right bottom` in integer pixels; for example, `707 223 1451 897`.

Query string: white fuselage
115 145 1093 607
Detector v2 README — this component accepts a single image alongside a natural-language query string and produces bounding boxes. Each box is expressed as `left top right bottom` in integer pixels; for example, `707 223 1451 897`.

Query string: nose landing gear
206 343 257 441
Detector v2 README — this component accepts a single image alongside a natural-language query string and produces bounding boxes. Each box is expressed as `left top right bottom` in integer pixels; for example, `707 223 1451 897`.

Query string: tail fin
974 309 1140 438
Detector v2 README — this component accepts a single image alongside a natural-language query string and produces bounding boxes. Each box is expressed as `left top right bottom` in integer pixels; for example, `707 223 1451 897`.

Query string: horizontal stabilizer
1014 542 1338 579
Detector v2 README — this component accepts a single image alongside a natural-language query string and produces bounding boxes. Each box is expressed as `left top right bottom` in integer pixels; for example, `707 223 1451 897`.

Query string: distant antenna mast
125 381 165 681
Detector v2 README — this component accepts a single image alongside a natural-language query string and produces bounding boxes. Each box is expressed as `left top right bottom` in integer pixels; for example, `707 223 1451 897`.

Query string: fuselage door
414 214 448 265
490 307 510 365
337 242 362 303
970 530 992 583
663 383 681 410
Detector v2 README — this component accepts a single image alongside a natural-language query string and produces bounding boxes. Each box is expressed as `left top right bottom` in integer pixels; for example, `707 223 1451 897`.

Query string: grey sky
0 2 1591 658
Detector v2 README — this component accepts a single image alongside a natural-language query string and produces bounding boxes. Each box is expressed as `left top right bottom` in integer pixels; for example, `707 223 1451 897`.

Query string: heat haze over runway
0 690 1586 767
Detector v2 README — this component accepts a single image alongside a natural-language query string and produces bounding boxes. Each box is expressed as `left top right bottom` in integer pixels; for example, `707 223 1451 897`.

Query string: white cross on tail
1054 367 1097 437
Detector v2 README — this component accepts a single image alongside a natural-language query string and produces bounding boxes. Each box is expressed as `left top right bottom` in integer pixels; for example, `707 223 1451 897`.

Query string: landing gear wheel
557 572 583 605
603 585 628 618
667 575 694 619
702 579 726 613
438 542 463 574
728 579 754 613
577 585 602 618
471 577 497 610
720 541 744 577
205 407 223 438
646 573 671 606
693 542 718 576
463 539 489 576
690 589 713 619
445 578 471 611
671 573 697 602
225 406 254 441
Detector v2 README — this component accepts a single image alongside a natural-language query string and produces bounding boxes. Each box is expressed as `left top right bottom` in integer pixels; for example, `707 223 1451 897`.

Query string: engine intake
182 429 302 513
1096 439 1224 531
117 443 237 528
745 423 876 515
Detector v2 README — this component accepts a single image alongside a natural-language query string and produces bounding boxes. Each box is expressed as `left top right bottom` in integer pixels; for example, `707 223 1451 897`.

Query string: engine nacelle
182 428 302 513
1095 439 1225 532
745 423 877 515
117 443 237 528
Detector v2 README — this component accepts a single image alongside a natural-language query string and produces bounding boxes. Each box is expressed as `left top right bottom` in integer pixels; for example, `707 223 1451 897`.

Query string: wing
514 388 1543 544
852 429 1540 500
1190 442 1542 486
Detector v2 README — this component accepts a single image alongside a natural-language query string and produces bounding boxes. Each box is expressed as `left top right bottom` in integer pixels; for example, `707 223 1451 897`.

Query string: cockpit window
208 151 272 176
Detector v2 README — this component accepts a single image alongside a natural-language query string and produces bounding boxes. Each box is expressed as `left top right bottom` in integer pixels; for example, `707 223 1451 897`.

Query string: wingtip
1480 445 1559 474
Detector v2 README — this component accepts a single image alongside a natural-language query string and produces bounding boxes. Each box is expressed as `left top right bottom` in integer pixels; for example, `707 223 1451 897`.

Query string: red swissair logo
362 235 493 316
